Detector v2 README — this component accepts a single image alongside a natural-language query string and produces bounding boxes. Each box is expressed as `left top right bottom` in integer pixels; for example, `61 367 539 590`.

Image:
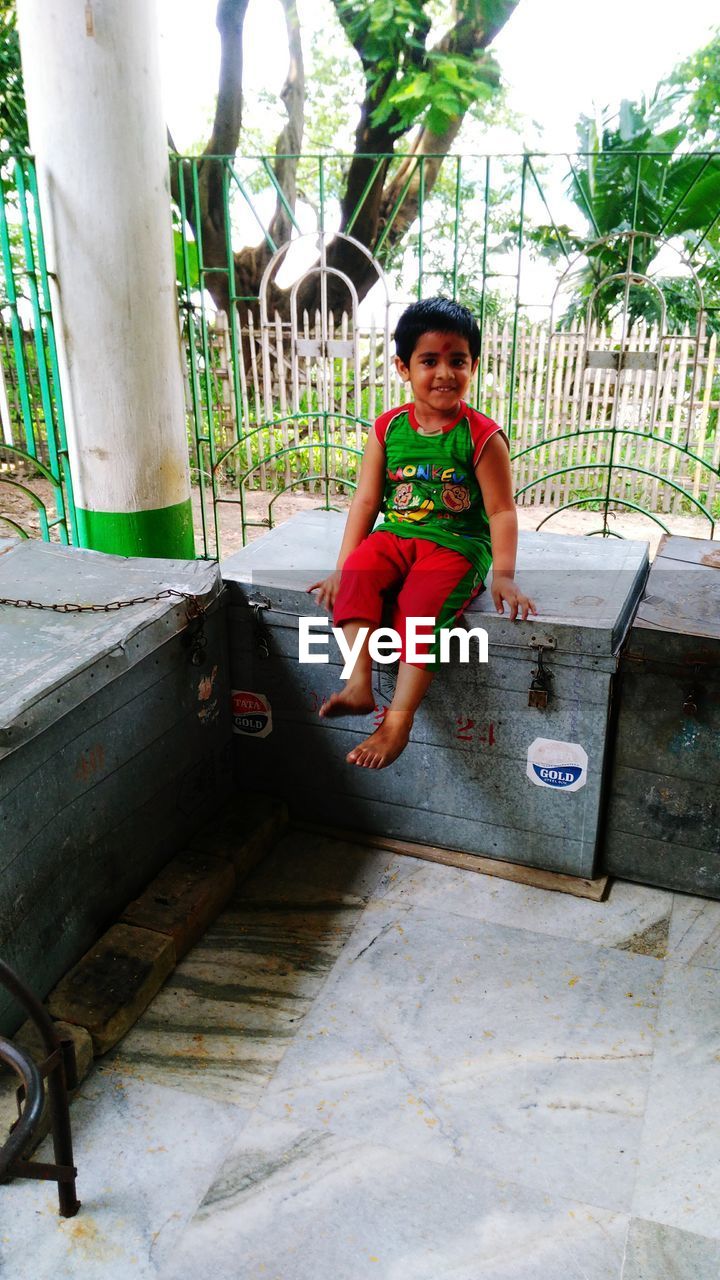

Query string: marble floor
2 829 720 1279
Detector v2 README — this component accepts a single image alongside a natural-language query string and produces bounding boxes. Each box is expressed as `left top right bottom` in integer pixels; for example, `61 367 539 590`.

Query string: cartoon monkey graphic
393 482 414 510
441 484 470 512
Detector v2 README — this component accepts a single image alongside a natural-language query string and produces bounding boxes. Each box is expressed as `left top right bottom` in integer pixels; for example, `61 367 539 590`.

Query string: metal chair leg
0 960 80 1217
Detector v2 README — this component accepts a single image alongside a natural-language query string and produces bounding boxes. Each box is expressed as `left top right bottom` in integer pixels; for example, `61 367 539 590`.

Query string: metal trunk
223 512 648 879
0 542 231 1034
604 535 720 896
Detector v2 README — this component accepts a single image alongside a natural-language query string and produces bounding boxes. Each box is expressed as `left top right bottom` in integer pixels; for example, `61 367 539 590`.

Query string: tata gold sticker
232 690 272 737
526 737 588 791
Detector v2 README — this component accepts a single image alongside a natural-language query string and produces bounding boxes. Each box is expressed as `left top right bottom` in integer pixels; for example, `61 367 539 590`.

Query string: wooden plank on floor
294 821 609 902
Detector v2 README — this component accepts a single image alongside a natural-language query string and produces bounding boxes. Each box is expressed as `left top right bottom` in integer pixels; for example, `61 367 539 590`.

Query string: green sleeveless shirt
373 401 506 582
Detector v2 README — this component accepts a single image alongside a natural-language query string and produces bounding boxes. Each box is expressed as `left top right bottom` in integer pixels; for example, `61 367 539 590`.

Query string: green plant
526 90 720 331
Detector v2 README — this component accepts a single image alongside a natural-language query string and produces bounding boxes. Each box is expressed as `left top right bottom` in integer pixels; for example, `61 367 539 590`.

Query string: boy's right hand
308 570 342 613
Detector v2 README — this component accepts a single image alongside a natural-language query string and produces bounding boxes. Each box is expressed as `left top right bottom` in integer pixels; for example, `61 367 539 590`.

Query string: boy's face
395 331 477 420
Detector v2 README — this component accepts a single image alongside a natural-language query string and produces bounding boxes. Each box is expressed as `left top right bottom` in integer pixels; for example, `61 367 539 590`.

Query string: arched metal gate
210 230 392 547
513 230 715 537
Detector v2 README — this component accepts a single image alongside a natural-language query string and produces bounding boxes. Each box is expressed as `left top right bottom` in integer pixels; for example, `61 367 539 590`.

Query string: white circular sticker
527 737 588 791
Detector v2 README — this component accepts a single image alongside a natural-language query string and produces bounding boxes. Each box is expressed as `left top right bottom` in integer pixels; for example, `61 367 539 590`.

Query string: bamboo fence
2 309 718 518
196 312 720 516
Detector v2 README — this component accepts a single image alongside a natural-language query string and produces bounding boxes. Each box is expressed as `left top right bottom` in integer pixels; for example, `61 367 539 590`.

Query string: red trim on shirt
373 404 410 448
373 400 508 463
465 404 508 467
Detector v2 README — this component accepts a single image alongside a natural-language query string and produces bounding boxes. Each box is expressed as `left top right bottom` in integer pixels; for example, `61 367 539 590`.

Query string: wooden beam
294 821 609 902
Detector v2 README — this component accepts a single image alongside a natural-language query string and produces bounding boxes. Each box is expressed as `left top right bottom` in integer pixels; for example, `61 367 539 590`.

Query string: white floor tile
0 1073 248 1280
632 963 720 1238
161 1114 628 1280
374 857 673 956
257 901 663 1212
622 1217 720 1279
667 894 720 970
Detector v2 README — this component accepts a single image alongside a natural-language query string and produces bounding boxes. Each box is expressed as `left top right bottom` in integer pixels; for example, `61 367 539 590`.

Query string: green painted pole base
75 498 195 559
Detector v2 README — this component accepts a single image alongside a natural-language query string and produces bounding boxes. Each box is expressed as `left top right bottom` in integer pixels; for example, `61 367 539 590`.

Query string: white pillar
16 0 194 557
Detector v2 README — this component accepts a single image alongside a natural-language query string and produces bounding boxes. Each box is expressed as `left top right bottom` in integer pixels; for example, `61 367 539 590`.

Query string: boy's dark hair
394 296 481 364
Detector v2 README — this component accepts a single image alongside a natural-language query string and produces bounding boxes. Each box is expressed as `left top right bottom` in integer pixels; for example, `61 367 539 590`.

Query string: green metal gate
0 154 76 543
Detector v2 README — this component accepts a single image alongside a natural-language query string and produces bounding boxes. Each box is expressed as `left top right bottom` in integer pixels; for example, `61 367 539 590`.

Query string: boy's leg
347 541 480 768
346 660 433 767
319 532 412 719
318 619 375 717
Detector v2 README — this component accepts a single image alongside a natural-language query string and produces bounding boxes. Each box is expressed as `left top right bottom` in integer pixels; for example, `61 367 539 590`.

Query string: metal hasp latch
248 595 272 658
683 689 699 717
528 635 556 709
683 666 702 718
184 595 208 666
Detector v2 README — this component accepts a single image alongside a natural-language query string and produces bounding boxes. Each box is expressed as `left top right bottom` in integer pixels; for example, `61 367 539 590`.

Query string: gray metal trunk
604 535 720 896
222 512 649 880
0 542 232 1034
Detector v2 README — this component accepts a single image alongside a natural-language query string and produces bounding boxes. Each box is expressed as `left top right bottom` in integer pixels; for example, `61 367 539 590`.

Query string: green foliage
173 223 199 292
333 0 500 137
669 27 720 143
526 91 720 330
0 2 27 154
334 0 428 72
375 49 499 135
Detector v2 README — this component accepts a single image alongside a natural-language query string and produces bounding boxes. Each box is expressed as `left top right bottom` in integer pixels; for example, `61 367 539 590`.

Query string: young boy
309 296 535 770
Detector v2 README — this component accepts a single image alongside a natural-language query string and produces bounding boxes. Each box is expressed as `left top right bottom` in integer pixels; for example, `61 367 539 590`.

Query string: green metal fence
1 150 719 556
0 154 76 543
173 150 720 556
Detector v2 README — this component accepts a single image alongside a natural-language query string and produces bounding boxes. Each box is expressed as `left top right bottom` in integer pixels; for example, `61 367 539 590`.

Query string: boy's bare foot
318 686 375 718
346 712 412 769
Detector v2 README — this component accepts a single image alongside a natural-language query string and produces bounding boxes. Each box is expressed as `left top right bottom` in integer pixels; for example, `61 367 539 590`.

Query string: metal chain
0 589 204 616
0 588 211 664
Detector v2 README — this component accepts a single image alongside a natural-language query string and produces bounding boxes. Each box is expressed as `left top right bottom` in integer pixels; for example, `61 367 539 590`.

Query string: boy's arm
475 434 536 621
309 430 386 610
336 429 386 568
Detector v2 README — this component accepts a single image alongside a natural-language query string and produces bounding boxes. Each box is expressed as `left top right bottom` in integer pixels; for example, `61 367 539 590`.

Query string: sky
157 0 720 155
493 0 719 151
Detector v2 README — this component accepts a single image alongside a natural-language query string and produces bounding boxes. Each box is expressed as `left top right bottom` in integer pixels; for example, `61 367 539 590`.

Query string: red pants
333 531 482 667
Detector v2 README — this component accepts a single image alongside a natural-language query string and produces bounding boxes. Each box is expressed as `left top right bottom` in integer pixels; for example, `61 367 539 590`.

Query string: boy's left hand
491 574 536 621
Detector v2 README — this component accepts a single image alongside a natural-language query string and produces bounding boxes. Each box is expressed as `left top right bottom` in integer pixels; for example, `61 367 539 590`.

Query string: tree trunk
173 0 521 322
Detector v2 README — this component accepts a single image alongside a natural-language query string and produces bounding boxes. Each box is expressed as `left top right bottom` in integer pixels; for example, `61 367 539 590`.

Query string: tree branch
193 0 251 269
313 0 520 310
377 0 520 257
268 0 306 249
173 0 520 321
206 0 250 157
332 0 431 249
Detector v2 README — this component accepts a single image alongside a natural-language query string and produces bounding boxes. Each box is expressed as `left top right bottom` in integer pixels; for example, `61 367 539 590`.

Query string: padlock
528 646 553 709
528 684 549 710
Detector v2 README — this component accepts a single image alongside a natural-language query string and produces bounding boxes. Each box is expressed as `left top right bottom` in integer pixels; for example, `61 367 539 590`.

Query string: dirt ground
1 474 716 561
201 486 717 562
